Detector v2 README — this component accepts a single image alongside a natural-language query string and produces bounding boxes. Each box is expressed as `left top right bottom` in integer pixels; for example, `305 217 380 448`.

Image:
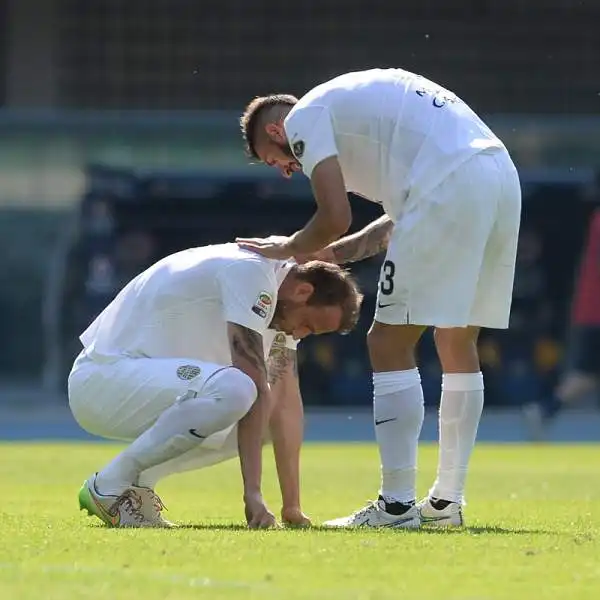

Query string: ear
292 281 314 303
265 122 286 143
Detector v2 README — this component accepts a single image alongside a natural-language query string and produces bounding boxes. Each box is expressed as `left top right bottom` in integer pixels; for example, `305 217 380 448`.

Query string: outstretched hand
236 236 294 260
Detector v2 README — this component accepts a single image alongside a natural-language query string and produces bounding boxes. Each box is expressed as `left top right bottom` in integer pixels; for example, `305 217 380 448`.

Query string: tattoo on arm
267 348 298 386
329 215 394 264
229 325 267 380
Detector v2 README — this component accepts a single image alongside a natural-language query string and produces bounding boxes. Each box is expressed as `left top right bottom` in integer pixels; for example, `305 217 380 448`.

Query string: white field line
0 562 270 591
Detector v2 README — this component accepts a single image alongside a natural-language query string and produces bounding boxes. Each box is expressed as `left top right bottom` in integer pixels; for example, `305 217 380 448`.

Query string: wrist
281 494 301 509
243 488 263 501
327 245 341 264
285 233 300 254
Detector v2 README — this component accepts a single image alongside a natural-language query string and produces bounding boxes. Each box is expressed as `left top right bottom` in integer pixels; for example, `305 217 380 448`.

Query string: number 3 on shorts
380 260 396 295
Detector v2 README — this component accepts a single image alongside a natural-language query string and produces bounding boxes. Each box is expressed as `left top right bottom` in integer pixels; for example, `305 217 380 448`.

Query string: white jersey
79 243 297 365
284 68 504 220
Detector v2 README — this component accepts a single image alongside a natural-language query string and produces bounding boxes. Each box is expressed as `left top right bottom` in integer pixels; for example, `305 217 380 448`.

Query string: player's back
79 243 279 364
286 68 504 216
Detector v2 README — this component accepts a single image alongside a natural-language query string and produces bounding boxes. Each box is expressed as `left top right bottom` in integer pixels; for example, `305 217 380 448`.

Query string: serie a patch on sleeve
292 140 305 159
251 291 273 318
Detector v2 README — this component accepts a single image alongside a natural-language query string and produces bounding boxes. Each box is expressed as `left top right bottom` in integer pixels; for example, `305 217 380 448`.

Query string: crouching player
68 242 362 528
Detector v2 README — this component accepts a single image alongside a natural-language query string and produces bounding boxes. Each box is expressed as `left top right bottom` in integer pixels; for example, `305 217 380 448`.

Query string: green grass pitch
0 442 599 599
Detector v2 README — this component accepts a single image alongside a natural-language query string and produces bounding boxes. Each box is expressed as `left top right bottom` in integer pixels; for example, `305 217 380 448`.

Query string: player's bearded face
272 298 305 337
258 127 302 178
263 141 301 178
272 298 343 340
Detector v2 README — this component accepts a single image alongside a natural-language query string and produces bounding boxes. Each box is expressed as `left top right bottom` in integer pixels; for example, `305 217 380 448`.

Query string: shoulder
218 252 279 313
219 248 278 282
284 103 329 134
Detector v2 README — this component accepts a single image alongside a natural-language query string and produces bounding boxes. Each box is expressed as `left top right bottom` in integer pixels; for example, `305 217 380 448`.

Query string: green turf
0 442 598 599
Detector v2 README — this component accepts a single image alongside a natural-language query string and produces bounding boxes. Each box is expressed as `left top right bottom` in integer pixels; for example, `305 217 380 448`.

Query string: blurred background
1 0 599 441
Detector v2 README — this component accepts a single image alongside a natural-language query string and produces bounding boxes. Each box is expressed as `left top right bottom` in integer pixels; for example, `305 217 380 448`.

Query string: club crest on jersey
269 332 286 359
274 332 286 346
292 140 305 159
251 291 273 319
176 364 202 381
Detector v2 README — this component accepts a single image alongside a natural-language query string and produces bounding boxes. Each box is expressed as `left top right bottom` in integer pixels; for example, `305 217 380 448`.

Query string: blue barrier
0 404 598 443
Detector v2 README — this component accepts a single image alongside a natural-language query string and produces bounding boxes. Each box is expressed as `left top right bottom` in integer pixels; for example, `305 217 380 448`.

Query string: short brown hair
240 94 298 160
293 261 364 335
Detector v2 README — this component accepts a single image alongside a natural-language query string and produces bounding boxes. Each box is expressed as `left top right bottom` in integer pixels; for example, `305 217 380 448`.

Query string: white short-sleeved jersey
284 68 505 220
79 243 297 364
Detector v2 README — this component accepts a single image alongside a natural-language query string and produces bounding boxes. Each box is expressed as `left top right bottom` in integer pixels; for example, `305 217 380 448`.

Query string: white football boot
323 496 421 529
418 497 464 527
136 486 178 528
78 474 177 528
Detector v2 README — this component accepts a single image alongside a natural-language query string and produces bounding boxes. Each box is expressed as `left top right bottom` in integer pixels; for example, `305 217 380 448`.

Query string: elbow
335 211 353 237
326 206 352 239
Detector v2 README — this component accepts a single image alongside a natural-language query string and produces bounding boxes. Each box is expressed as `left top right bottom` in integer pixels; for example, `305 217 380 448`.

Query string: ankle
380 495 415 515
430 497 457 510
94 472 132 497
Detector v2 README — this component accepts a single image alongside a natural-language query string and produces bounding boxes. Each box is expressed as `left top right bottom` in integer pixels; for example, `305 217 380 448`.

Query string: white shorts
68 352 238 451
375 148 521 329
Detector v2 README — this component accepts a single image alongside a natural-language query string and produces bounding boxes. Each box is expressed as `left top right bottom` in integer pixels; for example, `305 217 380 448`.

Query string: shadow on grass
311 524 552 535
177 524 552 535
89 522 552 535
89 522 251 531
177 523 250 531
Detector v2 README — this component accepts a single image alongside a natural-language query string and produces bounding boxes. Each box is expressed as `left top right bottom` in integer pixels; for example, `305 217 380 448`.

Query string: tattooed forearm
329 215 394 264
228 324 267 380
267 348 298 386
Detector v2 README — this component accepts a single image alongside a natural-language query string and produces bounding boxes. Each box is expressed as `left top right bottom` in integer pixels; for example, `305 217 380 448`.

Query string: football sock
373 368 424 504
429 372 484 504
96 373 256 496
137 443 238 489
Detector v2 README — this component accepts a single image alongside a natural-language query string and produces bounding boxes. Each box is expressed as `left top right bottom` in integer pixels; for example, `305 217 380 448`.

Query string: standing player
237 68 521 528
69 242 362 528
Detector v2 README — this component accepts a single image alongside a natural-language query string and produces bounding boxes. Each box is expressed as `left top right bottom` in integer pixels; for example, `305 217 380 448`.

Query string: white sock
373 368 424 504
95 371 256 495
429 372 484 504
138 431 239 489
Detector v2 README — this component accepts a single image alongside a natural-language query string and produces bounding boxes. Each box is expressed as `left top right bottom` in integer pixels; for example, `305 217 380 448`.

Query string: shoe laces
136 488 169 522
109 490 145 523
149 490 167 515
352 499 383 519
